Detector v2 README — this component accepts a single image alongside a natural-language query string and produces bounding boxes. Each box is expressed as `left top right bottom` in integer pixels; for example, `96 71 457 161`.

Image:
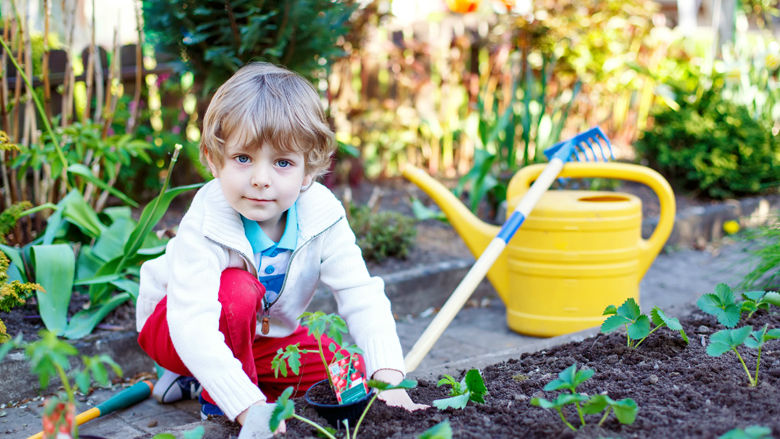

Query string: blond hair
200 62 335 177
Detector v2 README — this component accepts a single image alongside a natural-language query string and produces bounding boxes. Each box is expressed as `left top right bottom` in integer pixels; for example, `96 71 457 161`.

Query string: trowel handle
508 162 676 277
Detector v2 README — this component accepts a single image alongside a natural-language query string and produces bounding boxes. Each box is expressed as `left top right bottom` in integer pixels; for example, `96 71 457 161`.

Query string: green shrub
347 204 416 263
141 0 357 94
635 83 780 199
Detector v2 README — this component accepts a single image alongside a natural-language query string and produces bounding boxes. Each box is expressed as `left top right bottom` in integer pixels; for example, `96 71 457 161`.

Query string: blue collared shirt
241 203 298 303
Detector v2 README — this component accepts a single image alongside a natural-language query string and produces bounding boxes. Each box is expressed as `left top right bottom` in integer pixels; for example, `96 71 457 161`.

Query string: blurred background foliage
0 0 779 338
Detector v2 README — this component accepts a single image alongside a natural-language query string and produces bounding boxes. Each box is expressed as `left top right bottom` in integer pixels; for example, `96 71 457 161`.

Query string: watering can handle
507 162 676 278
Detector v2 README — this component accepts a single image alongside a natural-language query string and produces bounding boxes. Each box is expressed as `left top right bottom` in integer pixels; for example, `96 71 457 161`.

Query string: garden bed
281 309 780 438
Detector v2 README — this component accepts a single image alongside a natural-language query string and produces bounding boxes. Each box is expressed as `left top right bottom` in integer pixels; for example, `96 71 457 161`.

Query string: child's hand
372 368 429 412
237 402 286 438
378 388 429 411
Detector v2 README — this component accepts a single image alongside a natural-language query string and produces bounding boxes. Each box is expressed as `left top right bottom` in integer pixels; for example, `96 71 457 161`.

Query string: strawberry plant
697 283 779 327
601 298 688 348
530 363 638 431
271 311 362 392
740 290 780 320
433 368 487 410
706 324 780 386
270 379 417 439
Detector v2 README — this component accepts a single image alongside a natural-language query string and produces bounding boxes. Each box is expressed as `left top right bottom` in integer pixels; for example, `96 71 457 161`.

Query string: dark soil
282 309 780 438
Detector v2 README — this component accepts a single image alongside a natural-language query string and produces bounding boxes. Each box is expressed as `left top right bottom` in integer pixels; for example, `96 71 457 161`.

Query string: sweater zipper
259 217 341 334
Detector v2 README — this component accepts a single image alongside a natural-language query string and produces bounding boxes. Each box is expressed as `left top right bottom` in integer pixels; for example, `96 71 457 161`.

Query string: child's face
207 140 313 234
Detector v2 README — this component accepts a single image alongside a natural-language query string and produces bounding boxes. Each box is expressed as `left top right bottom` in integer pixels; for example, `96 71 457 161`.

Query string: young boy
135 63 425 434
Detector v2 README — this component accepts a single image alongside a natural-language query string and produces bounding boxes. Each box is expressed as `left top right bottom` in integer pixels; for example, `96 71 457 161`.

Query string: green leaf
92 216 135 262
433 392 470 410
744 325 780 349
602 304 617 315
32 244 76 334
582 394 612 414
367 378 417 391
463 369 487 400
719 425 773 439
60 190 105 239
707 326 753 357
183 425 205 439
530 396 557 409
697 288 742 328
67 164 138 207
601 314 628 334
650 307 689 343
762 291 780 307
62 293 131 339
617 298 641 321
627 315 651 340
123 183 202 259
0 244 26 282
270 387 296 432
611 398 639 424
418 419 453 439
152 434 176 439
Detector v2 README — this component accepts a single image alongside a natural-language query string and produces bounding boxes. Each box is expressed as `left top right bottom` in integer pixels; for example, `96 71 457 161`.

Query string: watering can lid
508 190 641 219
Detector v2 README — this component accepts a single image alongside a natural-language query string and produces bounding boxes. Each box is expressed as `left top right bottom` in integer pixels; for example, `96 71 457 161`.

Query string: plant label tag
327 354 368 404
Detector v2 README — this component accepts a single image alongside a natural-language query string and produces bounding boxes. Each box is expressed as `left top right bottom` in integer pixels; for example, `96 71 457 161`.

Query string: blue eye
277 159 291 168
236 155 250 164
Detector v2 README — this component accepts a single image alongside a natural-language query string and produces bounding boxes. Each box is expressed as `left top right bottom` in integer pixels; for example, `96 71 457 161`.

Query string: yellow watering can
403 161 676 338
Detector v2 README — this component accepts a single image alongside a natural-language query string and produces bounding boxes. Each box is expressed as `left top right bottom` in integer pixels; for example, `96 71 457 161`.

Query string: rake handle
404 159 565 372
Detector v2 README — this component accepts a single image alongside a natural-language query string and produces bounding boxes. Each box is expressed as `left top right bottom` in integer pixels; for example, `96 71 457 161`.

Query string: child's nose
250 165 271 188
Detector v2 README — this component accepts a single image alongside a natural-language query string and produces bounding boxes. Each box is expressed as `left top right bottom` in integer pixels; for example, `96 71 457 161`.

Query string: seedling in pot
530 363 638 431
601 298 688 348
706 324 780 387
433 368 487 410
270 378 417 439
271 311 363 393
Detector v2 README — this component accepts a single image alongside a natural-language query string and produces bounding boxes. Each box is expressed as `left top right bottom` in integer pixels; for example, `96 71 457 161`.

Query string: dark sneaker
199 394 225 420
153 370 202 403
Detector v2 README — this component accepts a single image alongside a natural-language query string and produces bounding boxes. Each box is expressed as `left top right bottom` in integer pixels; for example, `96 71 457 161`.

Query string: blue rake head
543 126 614 163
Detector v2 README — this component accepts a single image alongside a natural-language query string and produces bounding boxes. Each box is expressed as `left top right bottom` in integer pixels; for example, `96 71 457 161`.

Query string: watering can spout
402 165 509 300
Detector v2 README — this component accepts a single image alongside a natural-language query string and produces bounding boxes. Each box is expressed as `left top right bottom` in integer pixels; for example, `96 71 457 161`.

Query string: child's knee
218 268 264 315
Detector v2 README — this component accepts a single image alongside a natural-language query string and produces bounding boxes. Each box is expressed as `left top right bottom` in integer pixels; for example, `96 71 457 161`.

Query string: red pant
138 268 357 403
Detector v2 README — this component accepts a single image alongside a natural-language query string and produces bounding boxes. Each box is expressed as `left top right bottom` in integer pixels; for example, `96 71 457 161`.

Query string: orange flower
446 0 481 13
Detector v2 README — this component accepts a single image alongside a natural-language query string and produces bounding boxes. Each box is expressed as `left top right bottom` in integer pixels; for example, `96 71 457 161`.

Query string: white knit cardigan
136 180 405 420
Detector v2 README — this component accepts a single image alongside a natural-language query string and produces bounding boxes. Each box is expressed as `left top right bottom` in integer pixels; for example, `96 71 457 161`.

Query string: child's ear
204 150 220 178
301 173 314 190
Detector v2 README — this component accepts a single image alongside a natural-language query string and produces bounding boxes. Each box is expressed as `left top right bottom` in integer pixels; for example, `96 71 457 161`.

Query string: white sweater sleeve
317 217 406 377
164 218 265 420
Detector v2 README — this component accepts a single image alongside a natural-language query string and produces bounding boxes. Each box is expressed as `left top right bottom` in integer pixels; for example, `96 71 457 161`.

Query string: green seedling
153 425 206 439
0 330 122 438
433 368 487 410
582 394 639 426
697 283 778 327
418 419 453 439
707 324 780 386
271 312 362 392
697 283 742 327
719 425 773 439
530 363 638 431
601 298 688 348
270 379 417 439
740 290 780 320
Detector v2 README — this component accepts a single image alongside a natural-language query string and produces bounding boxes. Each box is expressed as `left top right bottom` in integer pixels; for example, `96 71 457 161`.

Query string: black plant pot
304 379 375 428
